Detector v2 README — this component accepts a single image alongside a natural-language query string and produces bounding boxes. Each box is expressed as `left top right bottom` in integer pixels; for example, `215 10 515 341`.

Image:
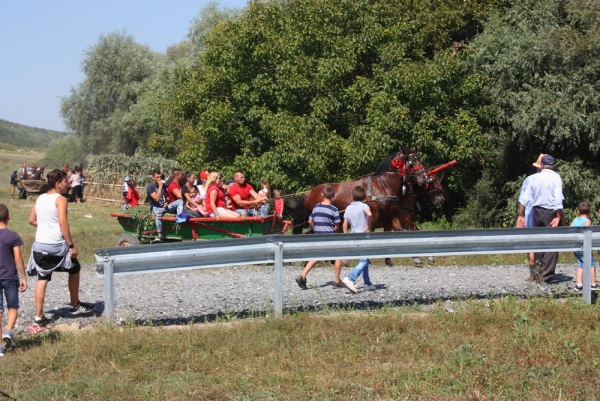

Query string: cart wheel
115 234 140 247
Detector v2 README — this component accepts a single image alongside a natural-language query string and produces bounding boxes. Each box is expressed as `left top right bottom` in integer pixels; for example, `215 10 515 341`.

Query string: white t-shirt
34 193 65 244
344 201 370 233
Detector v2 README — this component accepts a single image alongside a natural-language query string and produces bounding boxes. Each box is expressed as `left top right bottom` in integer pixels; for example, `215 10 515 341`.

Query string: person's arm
584 219 592 227
365 208 373 232
517 203 526 228
172 186 182 200
148 182 163 202
231 193 259 208
550 178 564 227
334 223 340 232
210 189 220 220
308 217 314 230
14 246 26 292
56 195 77 259
28 201 38 227
343 218 349 233
249 189 267 204
184 192 199 208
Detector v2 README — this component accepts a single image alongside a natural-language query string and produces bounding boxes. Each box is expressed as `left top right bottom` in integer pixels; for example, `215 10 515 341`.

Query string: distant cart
17 180 48 199
111 213 292 246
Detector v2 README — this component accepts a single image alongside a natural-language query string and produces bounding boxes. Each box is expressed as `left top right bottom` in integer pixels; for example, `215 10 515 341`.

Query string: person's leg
11 185 15 199
347 259 368 282
219 208 243 218
260 203 269 217
152 206 165 236
362 259 371 285
68 272 80 307
576 268 583 286
334 260 342 283
35 279 50 318
301 260 318 279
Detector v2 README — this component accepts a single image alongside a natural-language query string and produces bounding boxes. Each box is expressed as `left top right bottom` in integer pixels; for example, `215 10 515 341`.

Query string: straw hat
532 153 546 168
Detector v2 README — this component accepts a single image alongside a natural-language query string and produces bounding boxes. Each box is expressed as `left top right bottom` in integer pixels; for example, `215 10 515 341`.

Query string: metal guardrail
95 226 600 321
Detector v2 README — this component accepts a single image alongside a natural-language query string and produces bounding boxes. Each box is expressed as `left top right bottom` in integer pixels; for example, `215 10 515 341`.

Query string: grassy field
0 297 599 400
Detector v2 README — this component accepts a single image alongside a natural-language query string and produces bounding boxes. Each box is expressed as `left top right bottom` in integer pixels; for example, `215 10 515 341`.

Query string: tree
154 0 505 203
60 31 160 155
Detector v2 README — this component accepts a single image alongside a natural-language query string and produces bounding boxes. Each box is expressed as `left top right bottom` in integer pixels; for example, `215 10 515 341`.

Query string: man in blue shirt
518 154 564 282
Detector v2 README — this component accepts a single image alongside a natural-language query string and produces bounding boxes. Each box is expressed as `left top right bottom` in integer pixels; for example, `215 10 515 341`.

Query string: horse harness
364 174 415 214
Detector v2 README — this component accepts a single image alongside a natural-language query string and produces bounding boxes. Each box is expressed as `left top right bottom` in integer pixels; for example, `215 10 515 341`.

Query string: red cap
199 170 210 179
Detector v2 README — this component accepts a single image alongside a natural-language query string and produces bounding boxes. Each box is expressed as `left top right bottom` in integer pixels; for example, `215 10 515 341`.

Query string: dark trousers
532 206 558 281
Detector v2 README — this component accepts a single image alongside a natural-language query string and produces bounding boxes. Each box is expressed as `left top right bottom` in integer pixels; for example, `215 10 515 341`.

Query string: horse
292 149 446 266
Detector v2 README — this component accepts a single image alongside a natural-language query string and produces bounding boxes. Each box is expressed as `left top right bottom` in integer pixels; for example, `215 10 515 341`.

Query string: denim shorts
0 280 20 313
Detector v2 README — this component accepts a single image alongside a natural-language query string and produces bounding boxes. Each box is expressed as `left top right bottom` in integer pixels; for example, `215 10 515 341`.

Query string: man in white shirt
517 153 544 274
518 154 564 282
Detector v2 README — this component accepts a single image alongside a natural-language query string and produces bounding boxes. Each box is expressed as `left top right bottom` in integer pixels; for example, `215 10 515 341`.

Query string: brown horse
292 150 446 265
293 149 429 233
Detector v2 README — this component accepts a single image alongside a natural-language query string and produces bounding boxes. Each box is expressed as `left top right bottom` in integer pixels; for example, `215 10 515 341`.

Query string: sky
0 0 249 132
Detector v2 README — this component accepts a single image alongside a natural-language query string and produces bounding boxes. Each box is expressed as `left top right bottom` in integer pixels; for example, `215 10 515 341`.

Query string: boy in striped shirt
296 186 344 289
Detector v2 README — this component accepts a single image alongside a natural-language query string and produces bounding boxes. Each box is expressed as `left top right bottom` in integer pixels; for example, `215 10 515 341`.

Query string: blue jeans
0 280 20 313
152 199 184 233
260 203 269 217
574 251 596 268
235 208 259 216
347 259 371 285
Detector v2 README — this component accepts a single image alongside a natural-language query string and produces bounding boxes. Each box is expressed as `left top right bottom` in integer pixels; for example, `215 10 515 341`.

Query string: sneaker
342 277 357 294
2 330 16 348
33 315 52 327
575 284 583 291
152 236 163 243
592 284 600 292
364 283 377 291
295 275 308 290
332 281 346 289
0 344 4 357
69 302 94 315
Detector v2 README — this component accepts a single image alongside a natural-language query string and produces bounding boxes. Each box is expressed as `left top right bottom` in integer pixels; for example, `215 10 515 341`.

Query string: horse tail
292 195 308 234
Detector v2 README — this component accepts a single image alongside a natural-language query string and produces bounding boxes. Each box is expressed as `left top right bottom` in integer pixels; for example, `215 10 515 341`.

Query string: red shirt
205 185 225 215
126 187 140 207
167 181 181 203
229 183 254 210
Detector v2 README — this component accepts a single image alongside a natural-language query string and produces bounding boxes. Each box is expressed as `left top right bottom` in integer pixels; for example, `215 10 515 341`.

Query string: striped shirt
310 203 341 234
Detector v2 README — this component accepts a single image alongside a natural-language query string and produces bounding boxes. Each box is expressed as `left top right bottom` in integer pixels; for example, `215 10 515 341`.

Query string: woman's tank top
35 193 65 244
572 216 590 227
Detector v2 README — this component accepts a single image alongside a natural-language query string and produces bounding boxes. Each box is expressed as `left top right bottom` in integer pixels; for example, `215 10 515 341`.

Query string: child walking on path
571 201 598 291
341 186 377 294
0 204 27 356
295 186 344 289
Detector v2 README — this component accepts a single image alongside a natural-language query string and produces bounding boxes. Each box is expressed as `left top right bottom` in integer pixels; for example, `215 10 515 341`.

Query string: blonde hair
274 189 282 197
204 172 221 191
261 180 271 194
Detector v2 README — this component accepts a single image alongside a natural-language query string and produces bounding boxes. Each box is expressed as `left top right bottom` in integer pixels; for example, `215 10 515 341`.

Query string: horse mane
371 151 400 176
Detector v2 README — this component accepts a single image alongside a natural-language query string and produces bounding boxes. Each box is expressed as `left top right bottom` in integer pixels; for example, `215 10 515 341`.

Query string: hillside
0 119 68 149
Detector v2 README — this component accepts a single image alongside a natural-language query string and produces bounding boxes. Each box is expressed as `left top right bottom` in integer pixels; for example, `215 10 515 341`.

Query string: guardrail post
582 230 592 304
103 257 115 323
274 242 283 317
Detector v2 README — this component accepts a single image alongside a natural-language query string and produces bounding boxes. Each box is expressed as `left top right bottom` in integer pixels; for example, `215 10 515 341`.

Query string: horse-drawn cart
111 213 292 246
17 179 48 199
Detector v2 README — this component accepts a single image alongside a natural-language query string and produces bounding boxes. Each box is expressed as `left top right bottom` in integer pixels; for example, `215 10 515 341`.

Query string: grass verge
0 297 599 400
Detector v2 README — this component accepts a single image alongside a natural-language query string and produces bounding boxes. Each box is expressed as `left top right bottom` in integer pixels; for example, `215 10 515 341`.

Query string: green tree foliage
152 0 506 196
453 0 600 226
60 31 160 155
39 135 87 170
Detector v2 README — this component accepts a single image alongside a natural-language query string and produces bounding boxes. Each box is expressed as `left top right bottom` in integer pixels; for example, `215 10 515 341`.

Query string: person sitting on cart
32 167 45 181
228 171 268 217
147 169 183 243
204 172 241 221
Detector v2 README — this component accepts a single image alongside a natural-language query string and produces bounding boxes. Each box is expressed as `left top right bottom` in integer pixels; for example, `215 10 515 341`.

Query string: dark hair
578 201 591 215
352 186 366 201
0 204 8 222
323 185 335 199
177 174 187 186
152 169 161 176
47 169 67 189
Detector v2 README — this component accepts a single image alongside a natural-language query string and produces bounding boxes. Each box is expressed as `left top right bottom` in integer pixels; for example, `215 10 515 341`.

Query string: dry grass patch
1 297 600 400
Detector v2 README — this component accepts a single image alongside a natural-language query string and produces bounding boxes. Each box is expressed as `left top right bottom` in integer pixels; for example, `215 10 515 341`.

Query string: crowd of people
141 168 284 242
10 162 85 203
1 168 94 356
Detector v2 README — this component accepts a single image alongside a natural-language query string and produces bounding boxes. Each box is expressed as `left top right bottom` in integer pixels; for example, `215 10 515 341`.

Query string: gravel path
6 261 585 335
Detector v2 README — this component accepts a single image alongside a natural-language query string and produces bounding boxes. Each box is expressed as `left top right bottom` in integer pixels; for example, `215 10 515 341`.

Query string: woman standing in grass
27 169 93 326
